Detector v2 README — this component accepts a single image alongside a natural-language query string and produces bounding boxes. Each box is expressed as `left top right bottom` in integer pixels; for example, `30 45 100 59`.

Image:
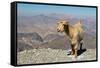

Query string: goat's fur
57 20 84 58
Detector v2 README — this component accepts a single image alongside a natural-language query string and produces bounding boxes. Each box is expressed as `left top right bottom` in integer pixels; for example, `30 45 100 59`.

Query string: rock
17 48 96 65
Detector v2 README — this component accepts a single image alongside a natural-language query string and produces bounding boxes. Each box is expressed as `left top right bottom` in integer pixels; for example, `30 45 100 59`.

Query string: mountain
17 13 96 52
17 41 33 52
44 34 63 42
18 13 96 36
17 31 96 52
17 32 44 52
18 32 43 42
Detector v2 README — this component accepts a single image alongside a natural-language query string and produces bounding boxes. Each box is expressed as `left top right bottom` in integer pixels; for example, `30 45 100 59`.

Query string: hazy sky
17 3 96 17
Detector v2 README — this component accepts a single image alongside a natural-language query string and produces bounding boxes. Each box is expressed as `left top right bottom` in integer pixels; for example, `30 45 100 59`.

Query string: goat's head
57 21 69 32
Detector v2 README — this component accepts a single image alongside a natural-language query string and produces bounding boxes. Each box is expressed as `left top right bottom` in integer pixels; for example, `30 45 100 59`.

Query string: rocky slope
17 48 96 65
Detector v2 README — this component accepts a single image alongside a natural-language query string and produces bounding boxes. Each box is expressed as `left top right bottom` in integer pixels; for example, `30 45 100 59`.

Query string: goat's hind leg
80 40 84 50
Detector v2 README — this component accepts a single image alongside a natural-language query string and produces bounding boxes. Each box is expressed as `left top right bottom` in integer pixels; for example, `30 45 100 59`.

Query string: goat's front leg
74 49 77 58
74 43 78 58
71 44 75 55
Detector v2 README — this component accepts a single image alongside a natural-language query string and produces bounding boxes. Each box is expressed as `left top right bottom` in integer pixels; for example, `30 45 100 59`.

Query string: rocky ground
17 48 96 65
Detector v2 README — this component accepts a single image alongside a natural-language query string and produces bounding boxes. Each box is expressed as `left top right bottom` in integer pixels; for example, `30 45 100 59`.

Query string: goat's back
74 22 84 41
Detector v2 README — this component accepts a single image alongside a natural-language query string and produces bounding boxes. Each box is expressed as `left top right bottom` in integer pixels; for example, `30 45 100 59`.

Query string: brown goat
57 20 84 58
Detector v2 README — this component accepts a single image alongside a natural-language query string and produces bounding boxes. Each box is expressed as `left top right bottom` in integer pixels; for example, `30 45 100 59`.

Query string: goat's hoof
71 52 74 55
74 55 77 58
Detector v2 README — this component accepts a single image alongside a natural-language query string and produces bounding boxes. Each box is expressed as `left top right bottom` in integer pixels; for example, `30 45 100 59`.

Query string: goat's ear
60 22 63 23
66 21 69 24
63 24 68 31
63 22 68 28
63 21 68 25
